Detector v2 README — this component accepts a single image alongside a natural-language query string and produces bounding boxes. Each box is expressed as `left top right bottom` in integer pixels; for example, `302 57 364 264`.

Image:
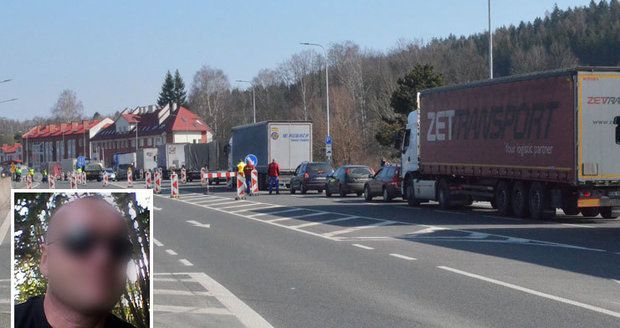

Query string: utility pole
488 0 493 79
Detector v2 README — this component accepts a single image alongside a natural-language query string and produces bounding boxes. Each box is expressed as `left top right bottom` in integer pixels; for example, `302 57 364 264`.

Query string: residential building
90 104 212 167
0 143 23 163
22 118 113 169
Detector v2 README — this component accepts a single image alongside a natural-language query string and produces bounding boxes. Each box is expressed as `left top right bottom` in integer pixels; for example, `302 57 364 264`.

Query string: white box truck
231 121 312 189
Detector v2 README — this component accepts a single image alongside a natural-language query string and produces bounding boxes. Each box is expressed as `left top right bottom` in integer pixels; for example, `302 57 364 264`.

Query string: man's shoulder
106 314 137 328
15 296 45 327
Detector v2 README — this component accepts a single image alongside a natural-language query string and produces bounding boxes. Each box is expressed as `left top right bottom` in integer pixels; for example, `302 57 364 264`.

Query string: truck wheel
437 180 452 210
290 185 296 194
529 182 555 220
407 183 420 207
600 207 619 219
300 184 307 194
511 181 530 218
580 207 599 218
364 185 373 201
495 181 512 216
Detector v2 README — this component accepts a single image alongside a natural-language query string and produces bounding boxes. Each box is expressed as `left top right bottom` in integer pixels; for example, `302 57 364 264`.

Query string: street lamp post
488 0 493 79
300 42 331 161
236 80 256 123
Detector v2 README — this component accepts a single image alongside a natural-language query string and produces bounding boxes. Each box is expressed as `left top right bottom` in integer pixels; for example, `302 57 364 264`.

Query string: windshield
307 163 332 174
347 166 372 176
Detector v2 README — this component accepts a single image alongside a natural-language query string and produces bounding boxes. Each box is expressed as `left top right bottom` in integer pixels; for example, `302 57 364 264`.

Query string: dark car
290 162 333 194
363 165 402 202
84 163 104 181
325 165 374 197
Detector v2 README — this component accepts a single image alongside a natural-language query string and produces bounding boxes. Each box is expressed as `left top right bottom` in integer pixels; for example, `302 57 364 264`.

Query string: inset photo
12 190 152 328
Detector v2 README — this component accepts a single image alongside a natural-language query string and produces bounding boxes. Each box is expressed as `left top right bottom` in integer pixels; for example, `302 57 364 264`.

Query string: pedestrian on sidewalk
267 158 280 195
243 159 255 194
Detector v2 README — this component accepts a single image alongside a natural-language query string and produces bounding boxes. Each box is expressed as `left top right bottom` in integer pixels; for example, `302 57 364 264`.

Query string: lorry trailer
400 67 620 219
231 121 312 189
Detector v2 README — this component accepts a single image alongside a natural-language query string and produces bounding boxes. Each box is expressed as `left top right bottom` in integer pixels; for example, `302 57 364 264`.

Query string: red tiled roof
22 120 101 139
171 107 210 132
1 143 21 153
92 106 210 141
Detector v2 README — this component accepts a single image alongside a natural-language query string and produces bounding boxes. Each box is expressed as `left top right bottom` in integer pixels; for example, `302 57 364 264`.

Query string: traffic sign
245 154 258 166
77 155 86 168
325 135 333 159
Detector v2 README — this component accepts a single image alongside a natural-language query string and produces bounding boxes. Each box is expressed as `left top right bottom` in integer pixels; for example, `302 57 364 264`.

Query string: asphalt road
15 178 620 327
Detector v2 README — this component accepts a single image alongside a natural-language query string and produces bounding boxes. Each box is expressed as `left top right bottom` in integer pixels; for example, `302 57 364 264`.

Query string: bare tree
188 66 231 139
50 89 84 122
281 50 322 121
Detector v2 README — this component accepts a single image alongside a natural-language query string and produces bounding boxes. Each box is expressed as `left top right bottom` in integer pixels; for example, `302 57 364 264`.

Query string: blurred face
41 199 132 314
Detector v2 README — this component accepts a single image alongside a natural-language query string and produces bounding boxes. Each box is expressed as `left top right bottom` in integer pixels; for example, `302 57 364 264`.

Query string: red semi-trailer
400 67 620 219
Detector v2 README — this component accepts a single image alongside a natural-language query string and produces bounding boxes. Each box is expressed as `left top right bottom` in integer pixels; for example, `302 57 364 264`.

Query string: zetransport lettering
426 101 559 142
587 96 620 105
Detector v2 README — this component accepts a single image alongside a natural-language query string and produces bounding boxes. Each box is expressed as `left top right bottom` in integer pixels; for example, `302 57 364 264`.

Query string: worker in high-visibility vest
236 160 246 176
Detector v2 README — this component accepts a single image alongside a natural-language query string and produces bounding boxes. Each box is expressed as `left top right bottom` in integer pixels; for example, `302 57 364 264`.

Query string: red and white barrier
145 171 152 189
170 172 179 198
235 172 246 200
82 172 87 185
205 171 235 179
180 168 187 184
200 167 207 186
103 173 109 187
26 175 32 189
70 172 77 189
154 171 161 194
48 175 56 189
250 169 259 195
127 169 133 188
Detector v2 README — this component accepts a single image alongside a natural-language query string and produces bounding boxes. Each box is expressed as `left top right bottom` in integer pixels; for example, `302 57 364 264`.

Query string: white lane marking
390 253 417 261
154 305 232 315
438 266 620 319
186 220 211 228
179 259 194 266
230 205 282 213
0 211 11 246
153 206 162 211
218 202 262 210
153 238 164 247
266 217 292 223
352 244 374 250
165 249 177 256
203 200 241 207
183 272 274 328
192 198 232 205
247 208 300 218
323 220 395 237
613 279 620 284
562 223 595 228
154 289 211 296
153 277 176 282
290 216 359 229
286 211 327 219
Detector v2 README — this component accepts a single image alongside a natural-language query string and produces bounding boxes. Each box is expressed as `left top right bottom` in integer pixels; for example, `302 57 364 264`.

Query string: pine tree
173 69 188 107
157 71 175 107
375 65 443 150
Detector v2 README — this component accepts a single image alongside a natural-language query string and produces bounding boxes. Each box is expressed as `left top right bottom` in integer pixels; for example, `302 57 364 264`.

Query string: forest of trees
1 1 619 165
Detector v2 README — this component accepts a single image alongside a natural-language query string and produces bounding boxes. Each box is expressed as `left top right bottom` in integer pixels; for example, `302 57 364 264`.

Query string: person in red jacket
243 160 255 194
267 159 280 195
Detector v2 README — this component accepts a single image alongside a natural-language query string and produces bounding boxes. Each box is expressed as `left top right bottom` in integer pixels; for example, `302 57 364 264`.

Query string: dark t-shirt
15 296 136 328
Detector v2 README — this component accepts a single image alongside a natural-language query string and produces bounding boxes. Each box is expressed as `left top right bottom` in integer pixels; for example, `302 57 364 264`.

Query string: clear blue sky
0 0 590 120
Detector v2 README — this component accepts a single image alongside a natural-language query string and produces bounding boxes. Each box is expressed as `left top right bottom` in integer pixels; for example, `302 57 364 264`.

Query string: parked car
325 165 374 197
363 165 402 202
290 162 333 194
85 163 104 181
100 168 117 181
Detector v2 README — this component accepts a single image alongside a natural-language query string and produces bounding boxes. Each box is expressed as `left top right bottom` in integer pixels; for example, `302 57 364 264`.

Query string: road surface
14 177 620 327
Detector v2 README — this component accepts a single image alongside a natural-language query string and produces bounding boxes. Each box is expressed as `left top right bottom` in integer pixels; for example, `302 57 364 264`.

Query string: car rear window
347 167 371 176
307 163 332 174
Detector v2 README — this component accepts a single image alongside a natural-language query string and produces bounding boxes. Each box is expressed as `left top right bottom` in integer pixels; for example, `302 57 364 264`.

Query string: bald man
15 197 137 328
